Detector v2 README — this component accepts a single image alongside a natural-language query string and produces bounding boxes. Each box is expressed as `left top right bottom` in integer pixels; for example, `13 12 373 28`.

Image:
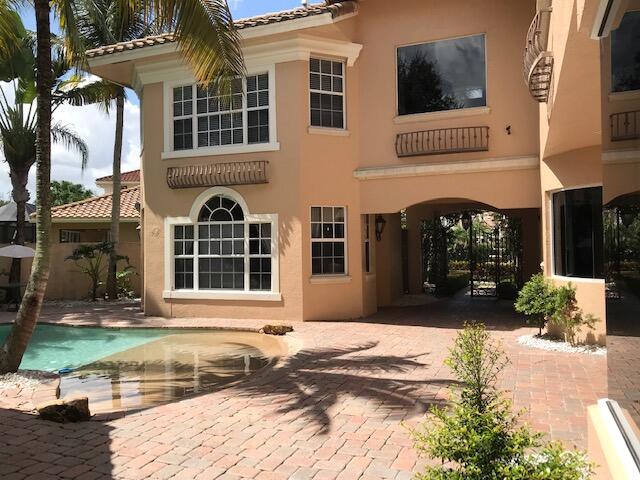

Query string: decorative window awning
166 161 268 189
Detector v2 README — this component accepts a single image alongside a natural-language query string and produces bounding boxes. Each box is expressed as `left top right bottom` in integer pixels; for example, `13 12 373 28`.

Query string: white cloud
0 87 141 201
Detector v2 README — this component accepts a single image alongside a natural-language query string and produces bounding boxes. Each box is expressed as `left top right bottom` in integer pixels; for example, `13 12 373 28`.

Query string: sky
0 0 302 201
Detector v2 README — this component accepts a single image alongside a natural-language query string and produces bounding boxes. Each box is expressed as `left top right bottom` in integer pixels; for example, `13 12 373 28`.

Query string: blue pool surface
0 324 170 372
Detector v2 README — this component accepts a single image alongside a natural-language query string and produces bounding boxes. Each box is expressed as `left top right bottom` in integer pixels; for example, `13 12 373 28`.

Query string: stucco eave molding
602 149 640 165
353 155 539 181
133 35 363 89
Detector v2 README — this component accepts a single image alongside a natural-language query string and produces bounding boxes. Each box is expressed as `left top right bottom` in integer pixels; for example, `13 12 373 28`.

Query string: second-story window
397 34 486 116
172 73 270 151
310 58 345 129
611 11 640 93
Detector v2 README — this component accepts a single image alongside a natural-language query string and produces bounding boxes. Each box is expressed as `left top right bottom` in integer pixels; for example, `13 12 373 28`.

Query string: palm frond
51 123 89 170
55 78 120 112
52 0 87 70
141 0 245 86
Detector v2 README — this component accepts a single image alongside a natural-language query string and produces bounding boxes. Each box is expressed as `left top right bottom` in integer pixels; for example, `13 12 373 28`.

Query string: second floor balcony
524 5 553 102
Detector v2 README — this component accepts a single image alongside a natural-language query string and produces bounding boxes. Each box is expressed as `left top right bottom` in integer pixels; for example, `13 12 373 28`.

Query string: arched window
171 192 277 295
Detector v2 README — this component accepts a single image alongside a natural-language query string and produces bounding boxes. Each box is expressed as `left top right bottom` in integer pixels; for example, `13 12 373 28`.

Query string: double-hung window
310 58 345 129
171 73 271 152
171 194 278 294
311 206 346 275
397 34 486 115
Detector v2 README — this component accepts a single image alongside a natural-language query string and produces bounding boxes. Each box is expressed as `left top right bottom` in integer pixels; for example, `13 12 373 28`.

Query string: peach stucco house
84 0 638 345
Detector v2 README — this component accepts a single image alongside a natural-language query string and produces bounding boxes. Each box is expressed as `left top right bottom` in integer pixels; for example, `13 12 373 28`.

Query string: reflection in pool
58 331 284 412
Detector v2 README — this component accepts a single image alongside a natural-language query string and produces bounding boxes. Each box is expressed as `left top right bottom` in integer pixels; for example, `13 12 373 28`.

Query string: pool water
0 324 284 412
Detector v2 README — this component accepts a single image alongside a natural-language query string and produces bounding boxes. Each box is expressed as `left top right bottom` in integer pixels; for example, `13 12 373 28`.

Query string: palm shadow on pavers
230 342 460 433
0 407 115 479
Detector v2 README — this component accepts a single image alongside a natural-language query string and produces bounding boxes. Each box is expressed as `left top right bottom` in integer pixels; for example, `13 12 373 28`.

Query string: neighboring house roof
95 169 141 184
47 187 140 222
85 1 358 59
0 202 36 222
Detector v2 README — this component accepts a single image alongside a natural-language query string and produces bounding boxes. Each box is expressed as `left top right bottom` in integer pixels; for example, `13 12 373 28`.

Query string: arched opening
372 197 541 325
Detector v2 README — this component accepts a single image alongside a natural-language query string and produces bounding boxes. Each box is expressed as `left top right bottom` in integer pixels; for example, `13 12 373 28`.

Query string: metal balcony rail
167 160 268 189
611 110 640 142
524 7 553 102
395 126 489 158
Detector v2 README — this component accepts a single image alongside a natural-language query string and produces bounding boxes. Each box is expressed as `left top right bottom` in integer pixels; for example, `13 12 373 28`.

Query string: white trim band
354 155 539 180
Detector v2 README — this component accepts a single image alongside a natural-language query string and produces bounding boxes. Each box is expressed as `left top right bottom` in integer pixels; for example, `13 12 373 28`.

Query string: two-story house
85 0 638 346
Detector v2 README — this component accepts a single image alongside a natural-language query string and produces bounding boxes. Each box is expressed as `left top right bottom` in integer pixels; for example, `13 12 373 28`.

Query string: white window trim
309 57 347 130
162 64 279 160
309 205 349 278
163 187 280 301
395 32 489 118
548 183 603 280
363 214 372 274
60 229 81 243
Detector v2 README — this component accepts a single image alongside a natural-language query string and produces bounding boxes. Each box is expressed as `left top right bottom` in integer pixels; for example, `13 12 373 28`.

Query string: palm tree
0 0 243 373
73 0 159 301
0 20 102 285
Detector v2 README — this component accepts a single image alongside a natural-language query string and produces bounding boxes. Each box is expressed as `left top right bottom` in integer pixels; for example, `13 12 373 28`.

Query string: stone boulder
36 397 91 423
261 324 293 336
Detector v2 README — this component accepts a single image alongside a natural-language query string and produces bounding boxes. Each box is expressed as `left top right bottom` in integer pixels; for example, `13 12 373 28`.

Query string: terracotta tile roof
86 1 358 59
49 187 140 221
95 169 140 183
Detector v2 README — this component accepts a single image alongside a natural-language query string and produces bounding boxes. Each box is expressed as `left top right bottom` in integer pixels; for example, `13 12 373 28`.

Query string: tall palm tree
74 0 159 301
0 0 244 373
0 19 106 284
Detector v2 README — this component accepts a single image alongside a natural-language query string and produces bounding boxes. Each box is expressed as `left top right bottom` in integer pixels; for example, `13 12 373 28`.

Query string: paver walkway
0 296 607 480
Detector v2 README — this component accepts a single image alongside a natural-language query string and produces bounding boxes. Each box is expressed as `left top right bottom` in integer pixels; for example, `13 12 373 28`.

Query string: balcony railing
167 160 268 189
610 110 640 142
524 7 553 102
395 126 489 158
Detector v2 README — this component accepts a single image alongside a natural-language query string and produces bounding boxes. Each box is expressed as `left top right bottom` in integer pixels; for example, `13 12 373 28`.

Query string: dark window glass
611 11 640 93
311 206 346 275
553 187 604 278
397 34 486 115
310 58 345 129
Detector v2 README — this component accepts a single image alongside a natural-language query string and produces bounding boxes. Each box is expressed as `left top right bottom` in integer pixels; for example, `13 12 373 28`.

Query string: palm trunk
8 168 30 285
0 0 53 373
106 89 124 300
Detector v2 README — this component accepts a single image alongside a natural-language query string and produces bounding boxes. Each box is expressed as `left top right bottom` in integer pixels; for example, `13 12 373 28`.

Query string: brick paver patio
1 296 608 479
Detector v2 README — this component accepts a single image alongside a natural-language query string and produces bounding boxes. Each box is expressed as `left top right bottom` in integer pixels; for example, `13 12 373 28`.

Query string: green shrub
550 284 598 346
514 273 556 335
409 323 594 480
116 266 138 299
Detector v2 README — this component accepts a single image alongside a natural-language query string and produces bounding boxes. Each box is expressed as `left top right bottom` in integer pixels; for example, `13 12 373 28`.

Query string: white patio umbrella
0 244 36 258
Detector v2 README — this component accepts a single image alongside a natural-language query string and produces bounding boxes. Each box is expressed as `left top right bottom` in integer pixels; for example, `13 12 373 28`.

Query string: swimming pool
0 324 285 411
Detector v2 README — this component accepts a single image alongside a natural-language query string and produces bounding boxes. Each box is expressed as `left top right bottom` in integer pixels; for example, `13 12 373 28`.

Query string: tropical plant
550 284 599 346
50 180 94 206
514 273 557 335
409 323 594 479
116 265 137 299
0 0 244 373
65 241 128 300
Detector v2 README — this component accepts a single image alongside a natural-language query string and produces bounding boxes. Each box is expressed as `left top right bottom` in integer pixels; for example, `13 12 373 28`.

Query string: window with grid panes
171 73 270 151
172 86 193 150
311 206 346 275
309 58 345 129
173 195 275 292
363 214 371 273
